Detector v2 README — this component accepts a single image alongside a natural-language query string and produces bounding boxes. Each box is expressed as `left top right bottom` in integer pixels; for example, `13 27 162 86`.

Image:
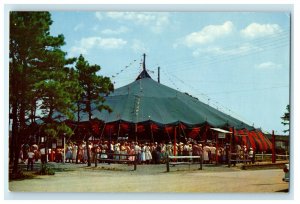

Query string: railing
95 152 137 170
228 153 253 167
228 152 289 167
255 153 289 162
166 155 203 172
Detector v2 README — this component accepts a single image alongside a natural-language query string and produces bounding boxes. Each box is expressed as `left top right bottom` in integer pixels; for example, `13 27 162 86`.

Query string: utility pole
158 66 160 83
272 130 276 163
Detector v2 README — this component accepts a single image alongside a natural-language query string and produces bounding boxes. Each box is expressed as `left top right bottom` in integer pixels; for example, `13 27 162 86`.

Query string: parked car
282 163 289 182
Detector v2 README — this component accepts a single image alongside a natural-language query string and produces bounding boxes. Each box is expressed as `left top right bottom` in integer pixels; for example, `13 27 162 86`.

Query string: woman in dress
72 143 78 163
203 144 210 164
145 143 152 164
128 144 135 162
66 144 73 163
114 143 120 160
140 144 146 164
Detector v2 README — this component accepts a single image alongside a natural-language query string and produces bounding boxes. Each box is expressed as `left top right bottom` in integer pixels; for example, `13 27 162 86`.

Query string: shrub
38 164 55 175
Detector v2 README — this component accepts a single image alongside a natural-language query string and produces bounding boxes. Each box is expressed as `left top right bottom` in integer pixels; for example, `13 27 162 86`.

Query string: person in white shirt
248 147 254 164
27 148 35 171
40 144 47 164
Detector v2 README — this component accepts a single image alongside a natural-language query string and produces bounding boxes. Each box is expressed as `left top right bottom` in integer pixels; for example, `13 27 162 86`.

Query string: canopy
67 55 271 151
234 129 272 152
90 77 255 130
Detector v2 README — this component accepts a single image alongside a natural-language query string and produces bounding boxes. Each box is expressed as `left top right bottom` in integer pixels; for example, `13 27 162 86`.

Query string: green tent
72 55 272 151
94 76 254 130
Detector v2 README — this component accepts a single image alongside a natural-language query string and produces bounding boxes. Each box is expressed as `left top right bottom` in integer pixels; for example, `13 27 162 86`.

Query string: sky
49 11 290 135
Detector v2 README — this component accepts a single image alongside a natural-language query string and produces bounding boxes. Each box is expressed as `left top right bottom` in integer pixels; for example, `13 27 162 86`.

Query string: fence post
228 127 234 168
134 154 137 171
272 130 276 163
199 154 203 170
95 151 98 167
166 155 170 172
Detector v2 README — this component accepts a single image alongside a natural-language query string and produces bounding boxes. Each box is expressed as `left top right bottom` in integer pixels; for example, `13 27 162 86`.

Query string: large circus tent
68 55 272 152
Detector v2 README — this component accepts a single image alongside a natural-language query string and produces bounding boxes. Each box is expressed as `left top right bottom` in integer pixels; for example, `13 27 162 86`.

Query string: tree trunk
76 101 80 164
13 138 21 175
14 59 27 174
12 104 20 175
10 101 18 165
86 98 91 167
86 136 91 166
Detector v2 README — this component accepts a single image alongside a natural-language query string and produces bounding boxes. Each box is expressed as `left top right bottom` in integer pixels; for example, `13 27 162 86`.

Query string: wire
154 30 289 73
153 27 290 66
204 85 289 95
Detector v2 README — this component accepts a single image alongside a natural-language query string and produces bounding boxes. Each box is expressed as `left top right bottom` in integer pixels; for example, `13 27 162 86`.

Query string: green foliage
75 54 114 120
9 12 83 172
281 104 290 134
9 12 113 171
10 11 83 136
38 164 55 175
43 122 73 139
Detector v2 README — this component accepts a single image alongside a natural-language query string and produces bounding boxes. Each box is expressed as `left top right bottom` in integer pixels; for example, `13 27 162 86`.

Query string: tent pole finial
143 53 146 71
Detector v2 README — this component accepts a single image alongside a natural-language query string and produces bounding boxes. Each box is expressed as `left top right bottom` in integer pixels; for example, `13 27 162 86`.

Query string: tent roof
90 77 254 130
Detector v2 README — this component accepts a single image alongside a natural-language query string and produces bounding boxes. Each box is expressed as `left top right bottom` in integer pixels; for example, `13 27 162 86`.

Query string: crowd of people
64 140 224 164
19 140 255 170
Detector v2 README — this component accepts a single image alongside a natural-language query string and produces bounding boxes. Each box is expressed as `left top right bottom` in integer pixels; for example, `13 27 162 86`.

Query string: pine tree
9 12 82 173
281 105 290 134
75 54 114 166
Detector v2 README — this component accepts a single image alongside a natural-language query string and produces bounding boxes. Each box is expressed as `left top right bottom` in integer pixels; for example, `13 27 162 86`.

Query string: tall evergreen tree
9 12 82 174
75 54 114 166
281 104 290 134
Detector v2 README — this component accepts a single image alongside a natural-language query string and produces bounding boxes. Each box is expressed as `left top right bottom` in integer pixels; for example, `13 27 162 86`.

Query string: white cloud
106 12 155 24
151 14 170 33
192 43 262 57
255 62 282 69
69 37 127 56
131 39 148 54
105 12 170 33
101 26 129 35
69 46 87 56
92 25 100 32
183 21 234 47
73 23 84 31
241 23 282 38
95 12 103 21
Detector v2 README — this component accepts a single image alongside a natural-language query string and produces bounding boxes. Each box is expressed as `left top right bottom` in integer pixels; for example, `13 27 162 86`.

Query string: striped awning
234 129 272 152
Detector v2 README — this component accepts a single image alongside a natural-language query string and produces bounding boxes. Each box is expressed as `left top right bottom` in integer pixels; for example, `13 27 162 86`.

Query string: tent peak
136 53 152 80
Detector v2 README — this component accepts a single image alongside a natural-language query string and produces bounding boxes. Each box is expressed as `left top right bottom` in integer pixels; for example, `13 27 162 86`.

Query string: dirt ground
8 162 289 193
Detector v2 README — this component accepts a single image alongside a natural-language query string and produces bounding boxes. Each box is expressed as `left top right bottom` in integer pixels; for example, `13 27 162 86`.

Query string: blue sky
50 11 290 135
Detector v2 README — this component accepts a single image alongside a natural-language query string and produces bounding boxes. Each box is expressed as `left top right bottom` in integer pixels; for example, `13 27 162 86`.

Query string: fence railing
228 152 289 167
255 153 289 161
95 152 137 170
166 155 203 172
